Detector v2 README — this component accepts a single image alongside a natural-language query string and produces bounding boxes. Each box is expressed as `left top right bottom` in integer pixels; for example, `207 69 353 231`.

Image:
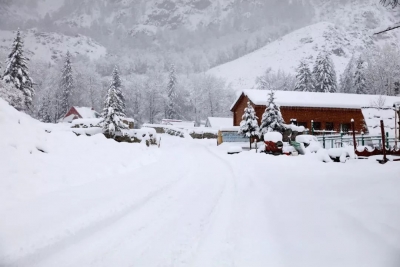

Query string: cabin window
340 123 351 133
298 122 307 128
325 122 334 131
312 122 321 130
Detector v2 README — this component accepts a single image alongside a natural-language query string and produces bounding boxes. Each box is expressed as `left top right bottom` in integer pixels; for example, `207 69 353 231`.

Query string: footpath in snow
1 99 400 267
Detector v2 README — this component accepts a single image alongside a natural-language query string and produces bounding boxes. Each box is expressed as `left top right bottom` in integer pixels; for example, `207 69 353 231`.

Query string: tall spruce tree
353 56 367 94
294 60 314 92
340 55 356 93
313 52 337 93
102 76 126 138
239 101 260 148
59 51 74 118
111 65 126 117
2 29 34 110
260 90 285 134
103 66 125 118
166 64 177 119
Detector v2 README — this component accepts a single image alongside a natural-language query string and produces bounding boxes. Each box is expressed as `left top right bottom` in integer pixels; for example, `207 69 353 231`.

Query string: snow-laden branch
374 24 400 35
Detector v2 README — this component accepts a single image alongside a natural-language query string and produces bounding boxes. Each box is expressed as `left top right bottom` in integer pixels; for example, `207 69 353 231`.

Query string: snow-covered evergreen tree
2 29 33 110
37 94 52 123
294 60 314 92
103 66 126 118
59 51 74 118
260 90 285 134
102 79 126 138
166 64 177 119
312 52 337 93
339 55 356 93
353 56 367 94
111 65 126 117
102 106 123 138
239 102 260 146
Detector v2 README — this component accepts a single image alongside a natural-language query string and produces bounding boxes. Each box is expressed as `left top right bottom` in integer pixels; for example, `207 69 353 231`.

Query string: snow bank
0 98 160 200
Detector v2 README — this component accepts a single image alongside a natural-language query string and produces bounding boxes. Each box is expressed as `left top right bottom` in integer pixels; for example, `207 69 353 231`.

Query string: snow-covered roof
161 119 195 129
231 90 400 110
361 107 398 137
74 107 100 119
206 117 233 129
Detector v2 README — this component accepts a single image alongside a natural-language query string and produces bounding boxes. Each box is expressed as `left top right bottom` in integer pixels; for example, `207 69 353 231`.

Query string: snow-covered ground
1 99 400 267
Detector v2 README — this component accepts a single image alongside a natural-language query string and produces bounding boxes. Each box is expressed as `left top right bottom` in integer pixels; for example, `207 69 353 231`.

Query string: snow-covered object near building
205 117 233 130
62 106 101 122
361 107 399 137
296 135 322 154
264 132 283 143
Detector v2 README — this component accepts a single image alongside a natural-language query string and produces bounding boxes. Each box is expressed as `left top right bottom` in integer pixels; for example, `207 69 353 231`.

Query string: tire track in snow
4 148 195 267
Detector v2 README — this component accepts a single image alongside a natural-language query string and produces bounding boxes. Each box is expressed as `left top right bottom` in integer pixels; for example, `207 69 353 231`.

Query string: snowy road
1 136 400 267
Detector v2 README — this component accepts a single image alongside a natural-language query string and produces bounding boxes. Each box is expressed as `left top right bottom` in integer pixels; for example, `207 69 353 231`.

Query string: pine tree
312 52 337 93
340 55 356 94
2 29 34 110
260 90 285 134
239 101 260 148
111 65 126 117
102 81 126 138
37 94 52 123
353 56 367 94
103 66 126 118
102 106 123 138
294 60 314 92
166 64 177 119
59 51 74 118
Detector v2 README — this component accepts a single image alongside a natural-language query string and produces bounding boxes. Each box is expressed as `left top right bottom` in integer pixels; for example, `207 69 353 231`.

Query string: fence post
361 131 364 146
340 131 343 147
351 119 357 152
386 132 389 148
380 120 388 162
322 129 325 148
311 120 314 135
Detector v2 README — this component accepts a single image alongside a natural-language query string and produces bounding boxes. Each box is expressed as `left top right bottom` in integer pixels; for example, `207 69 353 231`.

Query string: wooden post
380 120 388 163
395 107 398 149
311 120 314 135
351 119 356 152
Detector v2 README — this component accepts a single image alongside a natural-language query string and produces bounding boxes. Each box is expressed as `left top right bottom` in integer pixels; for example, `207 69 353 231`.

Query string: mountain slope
207 0 400 90
0 29 107 64
207 22 352 90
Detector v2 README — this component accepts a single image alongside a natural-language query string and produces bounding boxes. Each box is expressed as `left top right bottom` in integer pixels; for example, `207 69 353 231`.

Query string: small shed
62 107 101 122
205 117 233 130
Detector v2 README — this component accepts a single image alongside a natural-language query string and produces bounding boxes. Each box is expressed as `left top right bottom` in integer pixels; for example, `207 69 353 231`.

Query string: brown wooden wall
232 95 366 133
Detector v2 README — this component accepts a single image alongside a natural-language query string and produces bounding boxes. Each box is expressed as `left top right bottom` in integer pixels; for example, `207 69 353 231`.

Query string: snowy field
1 100 400 267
